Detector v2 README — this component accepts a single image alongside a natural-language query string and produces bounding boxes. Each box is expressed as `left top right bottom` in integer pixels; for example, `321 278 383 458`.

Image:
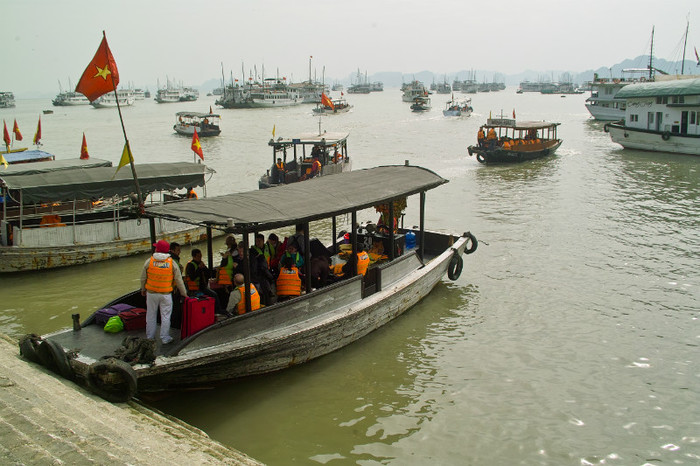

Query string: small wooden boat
20 165 478 402
312 97 353 114
0 160 214 272
173 111 221 137
443 97 473 117
259 131 351 188
467 116 562 164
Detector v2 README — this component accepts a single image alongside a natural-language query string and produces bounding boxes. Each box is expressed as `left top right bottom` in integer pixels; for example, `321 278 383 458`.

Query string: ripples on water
2 91 699 464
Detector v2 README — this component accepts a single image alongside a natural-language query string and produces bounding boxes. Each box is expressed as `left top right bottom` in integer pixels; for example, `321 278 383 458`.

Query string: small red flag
75 32 120 102
191 128 204 160
13 119 23 141
513 109 516 119
3 121 10 147
80 132 90 159
321 92 334 110
33 117 42 145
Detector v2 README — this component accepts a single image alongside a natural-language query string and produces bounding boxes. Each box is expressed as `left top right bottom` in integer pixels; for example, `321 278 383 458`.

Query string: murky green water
1 90 698 465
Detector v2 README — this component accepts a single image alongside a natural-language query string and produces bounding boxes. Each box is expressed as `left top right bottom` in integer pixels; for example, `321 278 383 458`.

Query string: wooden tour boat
19 165 478 402
259 131 351 188
173 111 221 137
468 116 562 164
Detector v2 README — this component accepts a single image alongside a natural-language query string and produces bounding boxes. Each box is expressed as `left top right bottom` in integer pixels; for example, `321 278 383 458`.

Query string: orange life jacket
275 162 284 171
145 257 174 293
276 266 301 297
217 255 234 285
184 260 200 291
236 284 261 314
356 252 370 276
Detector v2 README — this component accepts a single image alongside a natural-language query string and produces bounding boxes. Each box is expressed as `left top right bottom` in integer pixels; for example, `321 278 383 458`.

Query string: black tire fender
464 232 478 255
662 131 671 141
603 123 610 133
476 153 485 164
37 339 73 380
447 252 463 281
468 146 473 155
87 358 138 403
18 334 42 364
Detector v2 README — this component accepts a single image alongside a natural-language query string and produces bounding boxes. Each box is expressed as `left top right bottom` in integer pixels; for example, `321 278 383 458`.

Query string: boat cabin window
656 96 669 105
629 114 639 123
671 96 685 104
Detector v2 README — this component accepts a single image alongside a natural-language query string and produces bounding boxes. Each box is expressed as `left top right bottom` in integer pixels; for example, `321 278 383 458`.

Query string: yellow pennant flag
0 153 8 169
113 143 133 178
272 124 275 138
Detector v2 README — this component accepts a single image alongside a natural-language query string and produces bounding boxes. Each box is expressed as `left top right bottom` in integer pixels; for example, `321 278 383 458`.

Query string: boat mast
649 26 655 80
681 17 689 75
221 62 226 99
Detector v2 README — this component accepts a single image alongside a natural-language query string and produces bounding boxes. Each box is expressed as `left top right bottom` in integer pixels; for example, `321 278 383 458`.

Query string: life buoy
18 334 42 364
37 339 73 380
87 358 138 403
476 153 486 164
464 231 478 255
447 251 463 280
661 131 671 141
603 124 610 133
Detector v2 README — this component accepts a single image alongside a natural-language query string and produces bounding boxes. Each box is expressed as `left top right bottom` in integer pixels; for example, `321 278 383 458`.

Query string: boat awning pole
303 222 311 293
332 216 337 255
351 211 358 276
389 201 395 260
241 230 252 314
18 190 22 246
72 198 76 244
419 191 425 261
148 217 156 252
206 226 213 274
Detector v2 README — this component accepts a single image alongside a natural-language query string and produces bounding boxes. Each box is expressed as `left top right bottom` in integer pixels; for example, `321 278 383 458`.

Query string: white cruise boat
248 78 301 108
0 91 16 108
52 91 89 106
90 89 135 108
606 76 700 155
584 69 655 121
155 86 199 103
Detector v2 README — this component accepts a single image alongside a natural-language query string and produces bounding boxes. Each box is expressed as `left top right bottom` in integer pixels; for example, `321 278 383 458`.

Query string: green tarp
2 162 210 204
616 78 700 98
146 165 447 232
0 158 112 176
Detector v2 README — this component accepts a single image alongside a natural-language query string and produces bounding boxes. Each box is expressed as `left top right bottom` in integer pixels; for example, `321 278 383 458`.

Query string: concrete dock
0 333 262 465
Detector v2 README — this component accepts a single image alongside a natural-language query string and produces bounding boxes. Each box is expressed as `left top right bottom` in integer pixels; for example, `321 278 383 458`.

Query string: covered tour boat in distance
20 164 478 402
410 95 431 112
467 116 562 164
312 97 353 114
259 131 351 188
443 97 473 117
173 111 221 137
0 160 214 272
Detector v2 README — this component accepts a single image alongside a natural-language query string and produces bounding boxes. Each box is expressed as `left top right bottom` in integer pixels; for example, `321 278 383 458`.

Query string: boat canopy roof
2 162 211 204
3 150 55 164
146 165 447 233
0 158 112 177
616 78 700 98
484 118 560 130
269 132 349 148
175 111 220 118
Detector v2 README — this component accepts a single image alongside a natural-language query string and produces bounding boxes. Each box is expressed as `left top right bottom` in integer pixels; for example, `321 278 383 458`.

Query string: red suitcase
181 296 215 339
119 308 147 331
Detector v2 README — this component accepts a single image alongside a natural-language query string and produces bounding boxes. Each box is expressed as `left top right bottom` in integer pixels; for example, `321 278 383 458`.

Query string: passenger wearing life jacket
186 187 198 199
331 244 370 279
226 273 261 315
141 240 188 344
276 255 302 301
217 235 238 289
477 127 486 146
185 248 225 314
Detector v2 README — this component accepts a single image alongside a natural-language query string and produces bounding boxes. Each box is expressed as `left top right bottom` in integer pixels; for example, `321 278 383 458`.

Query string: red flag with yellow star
191 128 204 160
3 121 10 147
33 117 42 145
75 32 120 102
80 132 89 159
13 119 22 141
321 92 334 110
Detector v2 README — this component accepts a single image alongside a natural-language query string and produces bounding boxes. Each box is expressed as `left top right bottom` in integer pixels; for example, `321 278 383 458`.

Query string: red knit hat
154 240 170 253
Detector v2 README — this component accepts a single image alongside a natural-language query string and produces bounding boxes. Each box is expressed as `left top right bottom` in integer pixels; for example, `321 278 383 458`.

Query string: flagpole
104 31 143 207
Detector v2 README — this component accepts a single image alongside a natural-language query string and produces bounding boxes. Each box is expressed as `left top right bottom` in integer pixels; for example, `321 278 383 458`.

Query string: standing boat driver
275 158 285 184
186 187 198 199
477 127 486 147
141 240 188 345
486 127 498 149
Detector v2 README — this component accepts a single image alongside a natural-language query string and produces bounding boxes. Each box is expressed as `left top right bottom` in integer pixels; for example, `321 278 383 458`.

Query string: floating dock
0 333 261 465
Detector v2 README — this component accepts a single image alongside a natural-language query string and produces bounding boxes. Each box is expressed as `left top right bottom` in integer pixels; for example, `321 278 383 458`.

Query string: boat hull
173 125 221 137
38 232 473 396
468 140 562 164
585 103 625 121
607 123 700 155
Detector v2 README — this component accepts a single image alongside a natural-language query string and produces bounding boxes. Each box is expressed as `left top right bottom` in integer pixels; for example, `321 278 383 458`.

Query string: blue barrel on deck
405 231 416 250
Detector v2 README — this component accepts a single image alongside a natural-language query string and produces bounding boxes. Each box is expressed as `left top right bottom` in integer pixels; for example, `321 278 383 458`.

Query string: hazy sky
3 0 699 95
